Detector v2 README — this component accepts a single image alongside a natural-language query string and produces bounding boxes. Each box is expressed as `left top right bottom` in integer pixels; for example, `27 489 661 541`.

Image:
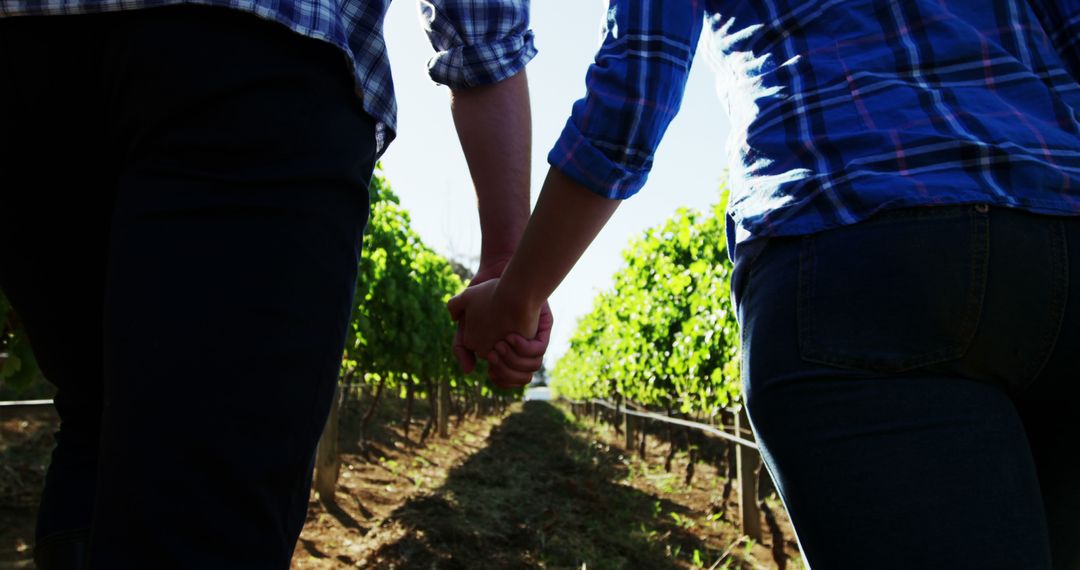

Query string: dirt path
1 401 800 569
295 401 801 569
0 407 55 567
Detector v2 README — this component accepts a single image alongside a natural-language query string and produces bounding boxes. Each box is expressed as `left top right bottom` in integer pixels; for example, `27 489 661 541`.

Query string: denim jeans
0 7 375 567
736 204 1080 569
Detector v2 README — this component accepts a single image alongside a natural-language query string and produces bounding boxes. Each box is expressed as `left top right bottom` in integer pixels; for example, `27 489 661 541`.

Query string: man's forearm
450 70 532 272
493 167 620 318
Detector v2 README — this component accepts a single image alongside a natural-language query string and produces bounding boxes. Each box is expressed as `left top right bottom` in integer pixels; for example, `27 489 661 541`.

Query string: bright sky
379 0 731 364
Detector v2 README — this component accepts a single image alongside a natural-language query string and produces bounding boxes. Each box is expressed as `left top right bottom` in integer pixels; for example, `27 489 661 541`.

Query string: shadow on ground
365 401 705 569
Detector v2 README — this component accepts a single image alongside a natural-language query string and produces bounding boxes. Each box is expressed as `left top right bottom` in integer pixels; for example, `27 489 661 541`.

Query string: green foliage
343 165 520 400
551 186 740 416
0 290 44 394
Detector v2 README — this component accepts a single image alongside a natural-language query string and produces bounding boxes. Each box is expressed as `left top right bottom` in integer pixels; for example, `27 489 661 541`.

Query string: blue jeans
736 204 1080 569
1 7 375 567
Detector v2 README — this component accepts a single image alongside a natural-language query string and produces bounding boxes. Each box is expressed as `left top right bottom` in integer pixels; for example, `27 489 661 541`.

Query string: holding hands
444 68 556 389
445 69 615 390
448 272 553 389
446 166 619 390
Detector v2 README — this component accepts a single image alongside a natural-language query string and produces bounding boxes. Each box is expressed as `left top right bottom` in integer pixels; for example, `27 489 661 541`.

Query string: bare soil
0 400 801 569
0 406 56 569
293 401 802 569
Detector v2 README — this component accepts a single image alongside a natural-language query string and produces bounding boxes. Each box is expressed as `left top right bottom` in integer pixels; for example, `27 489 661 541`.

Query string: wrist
491 278 542 328
478 250 513 271
480 231 525 266
474 254 512 285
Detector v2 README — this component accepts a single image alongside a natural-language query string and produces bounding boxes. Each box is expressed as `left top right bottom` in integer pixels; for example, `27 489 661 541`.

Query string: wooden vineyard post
736 406 763 542
623 402 636 450
314 383 342 508
619 400 626 445
437 377 451 438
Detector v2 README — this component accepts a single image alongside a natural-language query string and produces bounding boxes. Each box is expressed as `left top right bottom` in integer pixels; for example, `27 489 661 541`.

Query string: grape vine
552 188 740 417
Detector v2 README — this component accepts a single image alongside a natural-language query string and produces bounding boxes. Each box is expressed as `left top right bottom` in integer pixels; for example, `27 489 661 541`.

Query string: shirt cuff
547 117 650 200
427 31 537 90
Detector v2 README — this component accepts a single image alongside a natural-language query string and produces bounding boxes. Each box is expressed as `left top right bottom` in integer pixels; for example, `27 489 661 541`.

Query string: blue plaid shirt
549 0 1080 257
0 0 535 156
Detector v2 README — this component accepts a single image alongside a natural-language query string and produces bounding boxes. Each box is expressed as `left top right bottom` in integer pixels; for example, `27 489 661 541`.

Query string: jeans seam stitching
35 527 91 548
796 235 815 361
1019 218 1068 392
960 207 991 361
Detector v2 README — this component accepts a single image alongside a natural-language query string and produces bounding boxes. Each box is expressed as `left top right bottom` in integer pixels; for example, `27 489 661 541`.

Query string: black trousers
0 7 376 567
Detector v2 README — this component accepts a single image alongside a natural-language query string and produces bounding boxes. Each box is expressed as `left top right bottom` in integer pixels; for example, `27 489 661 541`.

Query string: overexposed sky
379 0 731 364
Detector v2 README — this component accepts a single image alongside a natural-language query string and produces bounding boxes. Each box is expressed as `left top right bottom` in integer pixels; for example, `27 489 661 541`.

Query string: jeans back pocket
797 205 990 373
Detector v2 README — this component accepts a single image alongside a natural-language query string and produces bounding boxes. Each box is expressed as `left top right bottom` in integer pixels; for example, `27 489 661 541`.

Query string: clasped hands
447 264 552 388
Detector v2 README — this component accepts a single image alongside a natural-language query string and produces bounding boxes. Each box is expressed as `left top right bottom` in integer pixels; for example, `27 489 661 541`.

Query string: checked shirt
0 0 535 156
548 1 1080 254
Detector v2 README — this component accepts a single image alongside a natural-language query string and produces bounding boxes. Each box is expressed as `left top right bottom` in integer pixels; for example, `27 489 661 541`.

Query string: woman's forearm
492 167 620 318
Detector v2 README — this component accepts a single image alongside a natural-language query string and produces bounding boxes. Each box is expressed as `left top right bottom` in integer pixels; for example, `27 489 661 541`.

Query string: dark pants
737 204 1080 569
0 6 376 567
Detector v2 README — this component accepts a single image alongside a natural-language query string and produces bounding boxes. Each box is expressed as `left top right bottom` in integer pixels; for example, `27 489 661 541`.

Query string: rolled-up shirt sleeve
549 1 705 199
419 0 537 89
